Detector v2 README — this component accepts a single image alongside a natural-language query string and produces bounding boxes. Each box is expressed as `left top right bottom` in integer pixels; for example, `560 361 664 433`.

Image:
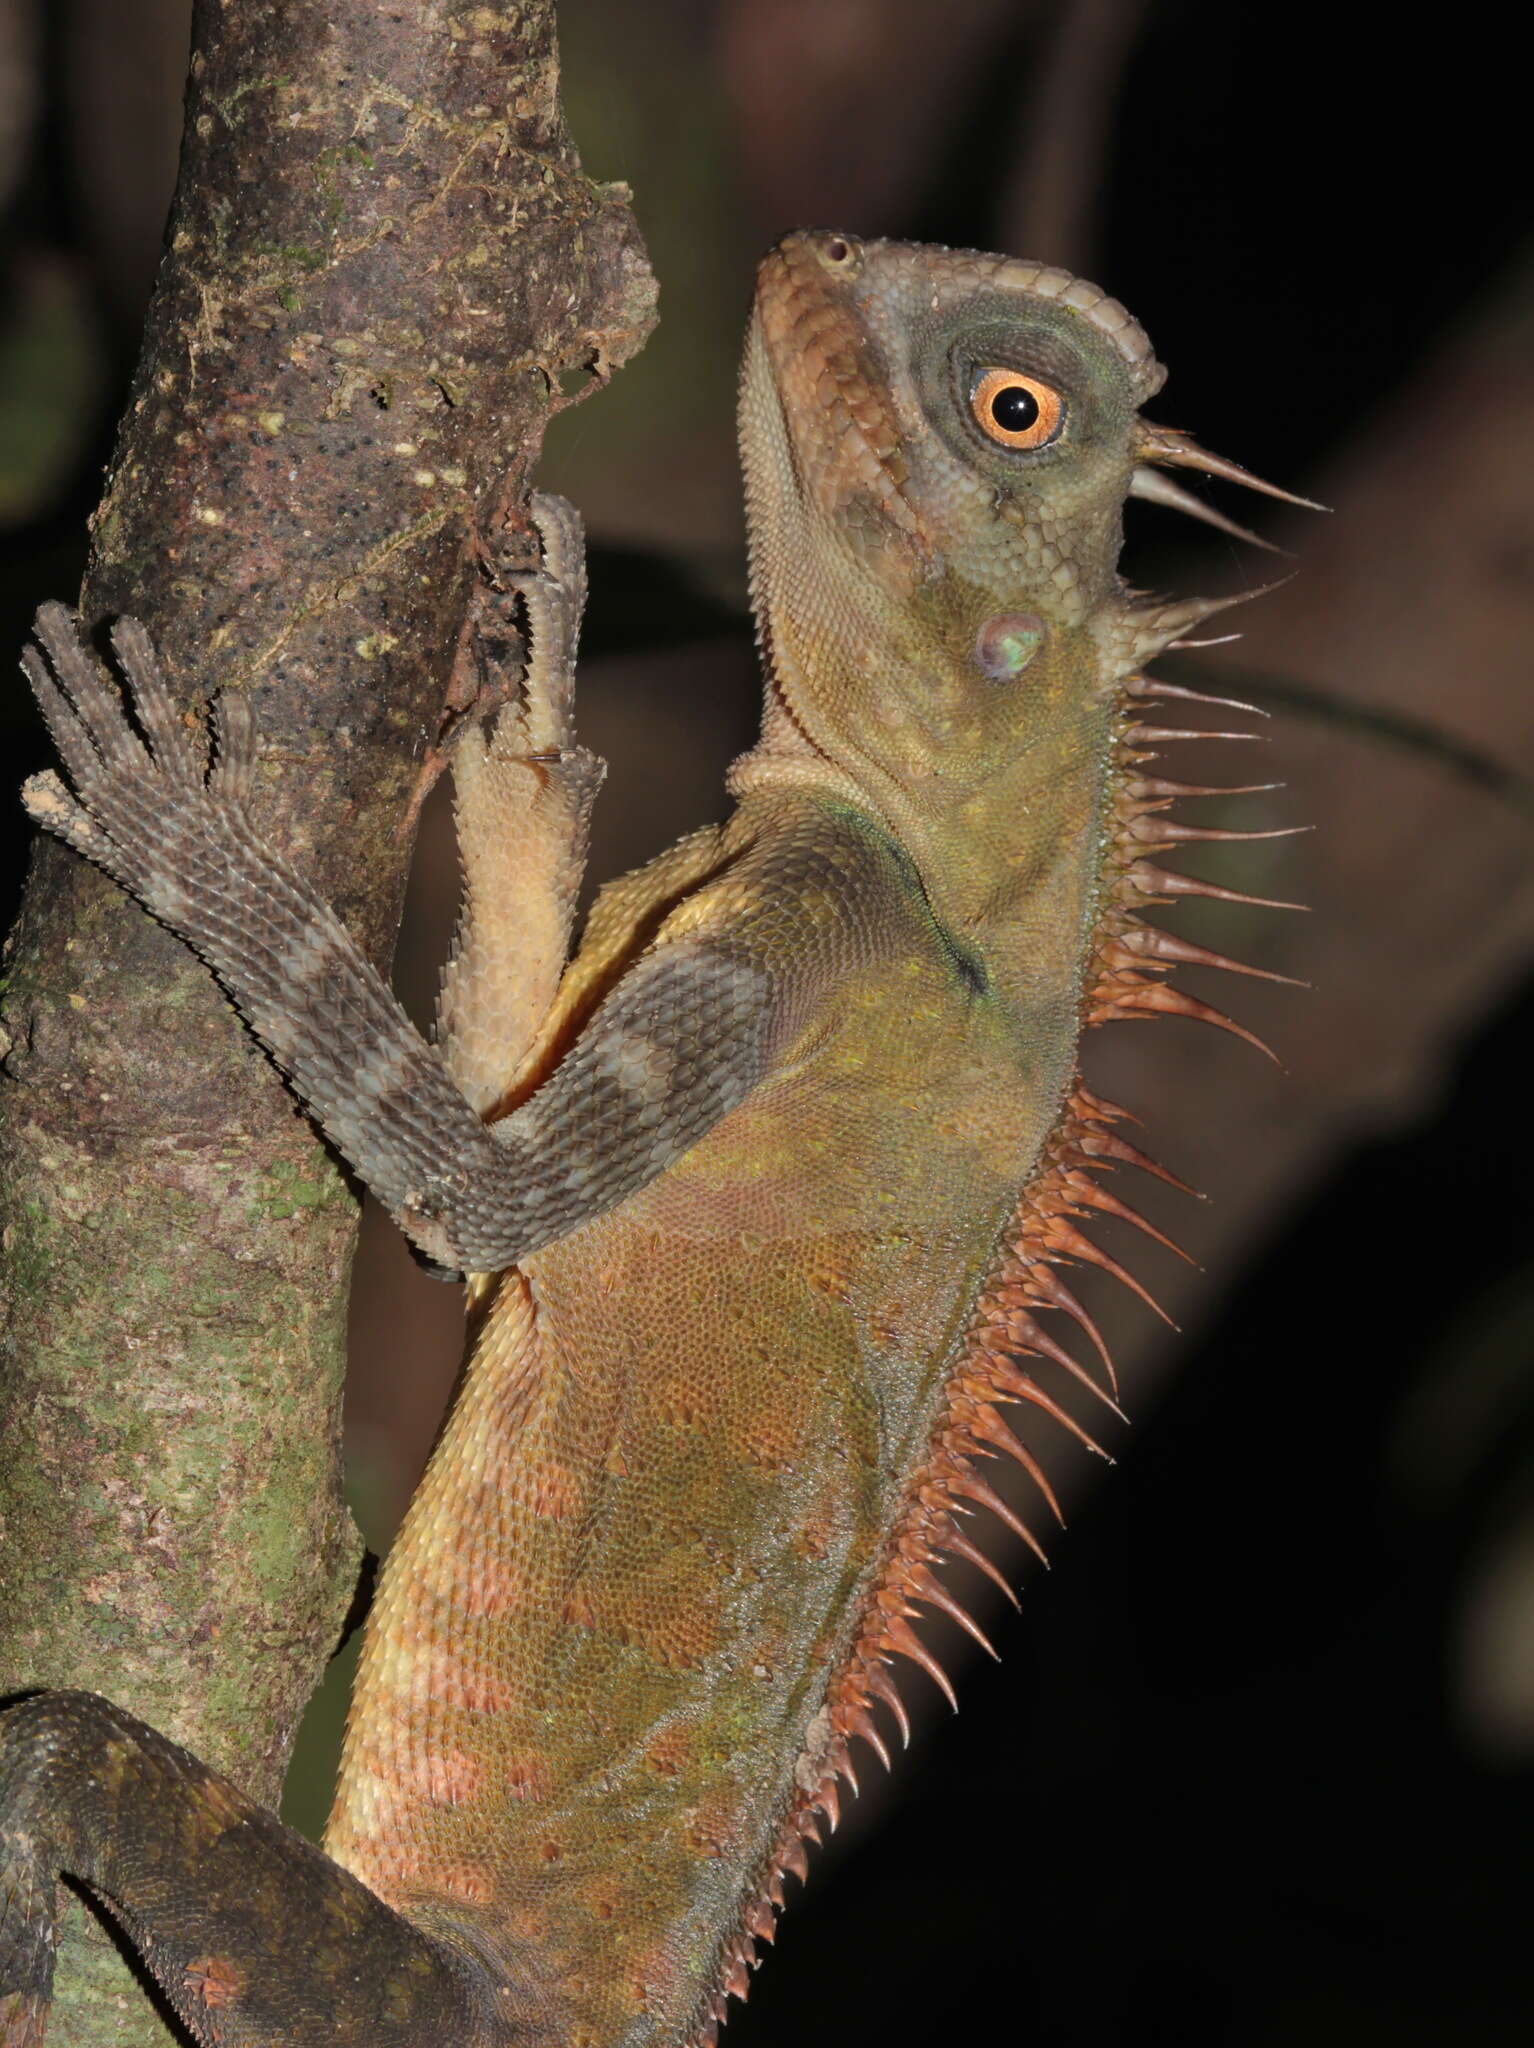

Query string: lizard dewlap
2 231 1307 2048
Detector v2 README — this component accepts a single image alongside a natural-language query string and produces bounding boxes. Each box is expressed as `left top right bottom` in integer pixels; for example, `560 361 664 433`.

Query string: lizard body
0 232 1303 2047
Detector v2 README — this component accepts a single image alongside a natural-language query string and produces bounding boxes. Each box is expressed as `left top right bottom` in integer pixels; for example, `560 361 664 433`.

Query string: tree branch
0 4 653 2040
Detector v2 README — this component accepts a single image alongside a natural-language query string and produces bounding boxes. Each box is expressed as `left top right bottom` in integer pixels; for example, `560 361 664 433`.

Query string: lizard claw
19 766 125 879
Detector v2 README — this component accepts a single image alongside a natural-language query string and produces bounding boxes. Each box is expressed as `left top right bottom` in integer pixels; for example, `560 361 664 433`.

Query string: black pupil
990 383 1040 434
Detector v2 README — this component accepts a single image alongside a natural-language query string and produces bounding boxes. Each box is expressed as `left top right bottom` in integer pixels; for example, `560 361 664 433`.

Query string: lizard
0 229 1312 2048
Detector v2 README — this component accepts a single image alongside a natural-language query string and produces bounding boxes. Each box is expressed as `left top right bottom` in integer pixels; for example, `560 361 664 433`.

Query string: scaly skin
1 233 1299 2046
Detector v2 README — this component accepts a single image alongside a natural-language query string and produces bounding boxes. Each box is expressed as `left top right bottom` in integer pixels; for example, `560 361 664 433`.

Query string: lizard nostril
822 237 852 266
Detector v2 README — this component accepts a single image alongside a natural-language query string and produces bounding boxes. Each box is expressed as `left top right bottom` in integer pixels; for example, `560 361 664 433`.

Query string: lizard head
738 230 1296 825
739 230 1163 806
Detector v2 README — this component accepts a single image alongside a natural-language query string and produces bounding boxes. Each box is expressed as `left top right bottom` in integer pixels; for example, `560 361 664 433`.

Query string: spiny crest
691 1078 1191 2043
688 411 1315 2048
1135 421 1326 512
1117 421 1325 662
698 671 1306 2043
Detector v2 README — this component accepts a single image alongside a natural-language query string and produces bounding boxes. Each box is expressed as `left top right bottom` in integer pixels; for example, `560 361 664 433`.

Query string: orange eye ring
969 368 1064 451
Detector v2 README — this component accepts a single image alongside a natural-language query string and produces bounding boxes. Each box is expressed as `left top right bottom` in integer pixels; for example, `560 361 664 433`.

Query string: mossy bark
0 3 654 2040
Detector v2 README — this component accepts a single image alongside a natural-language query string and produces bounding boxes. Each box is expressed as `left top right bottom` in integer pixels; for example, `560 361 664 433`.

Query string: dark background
2 2 1531 2042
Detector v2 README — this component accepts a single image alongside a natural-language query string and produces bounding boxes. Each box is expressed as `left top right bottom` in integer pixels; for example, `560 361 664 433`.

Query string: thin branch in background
1198 662 1534 827
0 0 36 207
997 0 1148 272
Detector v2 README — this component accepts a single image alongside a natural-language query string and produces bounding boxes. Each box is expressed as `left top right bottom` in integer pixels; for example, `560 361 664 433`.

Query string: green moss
252 1156 348 1220
209 74 294 130
1 1197 63 1299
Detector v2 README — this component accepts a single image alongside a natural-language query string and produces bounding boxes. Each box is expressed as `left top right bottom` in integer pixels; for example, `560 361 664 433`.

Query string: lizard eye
970 368 1064 451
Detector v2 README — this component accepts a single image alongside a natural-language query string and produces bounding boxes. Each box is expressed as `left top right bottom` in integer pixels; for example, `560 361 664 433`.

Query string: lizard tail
0 1691 494 2048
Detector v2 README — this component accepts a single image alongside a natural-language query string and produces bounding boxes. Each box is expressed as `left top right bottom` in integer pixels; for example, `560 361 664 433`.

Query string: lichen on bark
0 3 654 2041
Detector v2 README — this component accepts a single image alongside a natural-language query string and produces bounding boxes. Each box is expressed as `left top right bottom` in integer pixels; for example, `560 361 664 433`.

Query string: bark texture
0 3 654 2041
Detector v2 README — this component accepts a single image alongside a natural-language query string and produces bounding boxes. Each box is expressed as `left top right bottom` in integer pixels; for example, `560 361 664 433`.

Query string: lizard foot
21 605 255 905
